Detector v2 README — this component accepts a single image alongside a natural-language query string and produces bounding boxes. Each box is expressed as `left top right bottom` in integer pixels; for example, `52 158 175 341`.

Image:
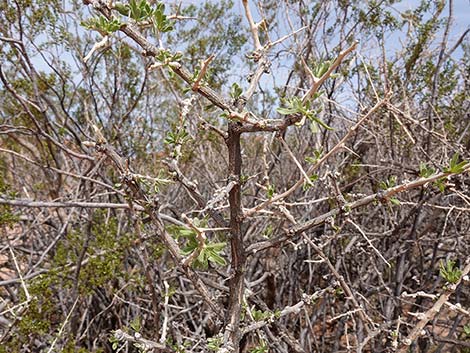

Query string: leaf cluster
156 49 182 64
444 153 468 174
378 175 397 190
311 60 336 79
115 0 174 32
164 129 189 146
250 308 272 321
207 336 222 351
276 96 332 131
439 259 462 284
168 224 227 269
378 175 400 205
230 82 243 100
81 15 122 35
418 162 435 178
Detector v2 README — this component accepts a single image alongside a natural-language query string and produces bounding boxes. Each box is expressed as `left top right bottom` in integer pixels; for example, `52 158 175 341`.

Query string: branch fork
192 54 215 91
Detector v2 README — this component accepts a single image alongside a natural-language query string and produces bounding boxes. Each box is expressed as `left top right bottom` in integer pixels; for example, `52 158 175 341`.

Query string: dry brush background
0 0 469 352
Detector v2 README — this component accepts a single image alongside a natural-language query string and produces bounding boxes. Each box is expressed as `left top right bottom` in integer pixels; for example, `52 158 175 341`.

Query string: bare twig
192 54 215 91
46 297 79 353
347 219 391 268
159 280 170 344
247 163 470 254
242 0 263 51
396 260 470 352
8 246 30 301
302 235 373 329
244 94 390 218
83 35 109 63
278 136 313 187
113 329 173 352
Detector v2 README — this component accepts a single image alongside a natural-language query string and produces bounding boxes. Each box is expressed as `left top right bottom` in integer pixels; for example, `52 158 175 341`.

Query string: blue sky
5 0 469 96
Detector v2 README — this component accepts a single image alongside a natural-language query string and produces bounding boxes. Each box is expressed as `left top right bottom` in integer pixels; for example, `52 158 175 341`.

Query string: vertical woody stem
224 121 245 351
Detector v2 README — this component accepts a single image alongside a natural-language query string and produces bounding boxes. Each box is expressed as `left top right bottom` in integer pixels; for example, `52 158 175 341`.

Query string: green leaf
251 308 271 321
276 96 303 115
439 259 462 284
240 175 249 184
81 16 122 35
262 225 273 238
311 90 324 100
309 174 319 182
130 317 141 332
207 336 222 351
179 228 196 237
129 0 141 20
197 250 209 269
309 120 319 133
206 242 226 251
276 106 298 115
305 149 323 164
313 60 331 78
114 3 130 16
444 152 468 173
220 111 230 119
463 324 470 337
266 184 275 199
277 96 332 131
433 178 446 192
390 197 400 205
309 115 333 130
450 152 459 168
305 156 316 164
419 162 435 178
128 0 154 22
207 249 226 266
153 2 174 33
230 82 243 99
379 175 397 190
155 49 173 63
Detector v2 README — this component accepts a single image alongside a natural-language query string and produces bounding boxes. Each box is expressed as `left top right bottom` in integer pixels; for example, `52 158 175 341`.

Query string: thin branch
97 143 225 317
302 234 373 328
8 246 30 301
302 41 358 102
278 136 313 187
46 297 79 353
402 291 470 316
0 147 119 193
0 198 141 210
265 26 307 50
113 329 173 352
159 280 170 344
241 288 331 335
244 93 390 218
396 260 470 352
192 54 215 91
163 159 228 228
247 164 470 254
83 35 109 63
347 219 391 268
242 0 263 51
0 197 186 227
